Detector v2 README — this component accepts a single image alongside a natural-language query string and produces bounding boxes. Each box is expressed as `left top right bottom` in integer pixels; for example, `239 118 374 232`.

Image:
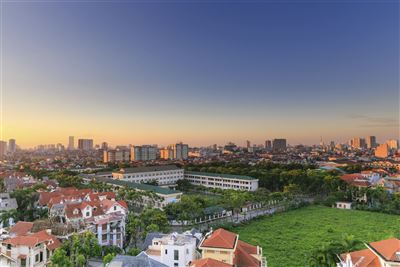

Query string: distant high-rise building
130 145 157 161
352 137 366 149
0 141 7 160
272 139 287 152
101 142 109 150
103 148 130 163
265 140 272 150
172 142 189 160
78 139 93 151
375 144 389 158
56 143 65 151
386 139 399 150
160 143 188 160
366 136 377 149
246 140 251 149
8 139 16 154
68 136 75 150
160 147 174 160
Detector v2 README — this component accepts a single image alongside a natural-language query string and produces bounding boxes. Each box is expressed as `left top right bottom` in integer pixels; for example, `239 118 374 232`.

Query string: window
35 254 39 262
6 244 11 250
40 252 43 262
174 250 179 261
186 248 189 254
86 212 90 217
20 259 26 267
114 206 117 211
165 249 168 254
174 263 178 267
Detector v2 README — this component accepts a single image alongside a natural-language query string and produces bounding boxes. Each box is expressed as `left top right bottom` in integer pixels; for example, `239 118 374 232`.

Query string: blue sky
3 1 399 147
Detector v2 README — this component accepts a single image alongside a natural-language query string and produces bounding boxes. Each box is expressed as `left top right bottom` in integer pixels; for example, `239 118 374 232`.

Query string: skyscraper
8 139 16 154
172 142 189 160
130 145 157 161
78 139 94 151
272 139 287 152
352 137 366 149
375 144 389 158
386 139 399 150
366 136 377 149
246 140 251 149
68 136 75 150
0 141 7 160
265 140 272 150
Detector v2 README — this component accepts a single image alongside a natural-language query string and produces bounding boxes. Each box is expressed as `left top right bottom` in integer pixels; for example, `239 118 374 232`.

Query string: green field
234 205 400 267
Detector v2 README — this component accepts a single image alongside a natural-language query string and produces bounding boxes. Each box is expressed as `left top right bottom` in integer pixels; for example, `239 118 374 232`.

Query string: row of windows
185 175 251 184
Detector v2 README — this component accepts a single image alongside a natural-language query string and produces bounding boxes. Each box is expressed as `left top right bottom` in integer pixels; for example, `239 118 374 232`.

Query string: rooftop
114 165 182 174
185 171 257 181
96 177 181 196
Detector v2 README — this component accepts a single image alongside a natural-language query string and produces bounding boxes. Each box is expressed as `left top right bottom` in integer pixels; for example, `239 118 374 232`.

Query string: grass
234 205 400 267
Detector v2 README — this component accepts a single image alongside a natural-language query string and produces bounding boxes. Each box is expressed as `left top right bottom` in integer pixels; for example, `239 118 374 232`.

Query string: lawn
234 205 400 267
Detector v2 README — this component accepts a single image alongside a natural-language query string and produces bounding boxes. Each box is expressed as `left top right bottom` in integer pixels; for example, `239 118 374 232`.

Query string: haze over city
2 1 399 148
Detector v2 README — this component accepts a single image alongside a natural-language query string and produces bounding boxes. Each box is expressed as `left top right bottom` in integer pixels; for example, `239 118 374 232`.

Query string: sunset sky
2 1 399 148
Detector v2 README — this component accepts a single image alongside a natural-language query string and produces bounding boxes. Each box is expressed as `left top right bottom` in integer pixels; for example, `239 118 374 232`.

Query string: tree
49 248 73 267
103 253 115 266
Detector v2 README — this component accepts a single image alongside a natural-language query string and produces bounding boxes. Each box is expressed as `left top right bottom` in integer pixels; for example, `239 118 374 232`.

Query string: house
189 258 232 267
338 238 400 267
197 228 266 267
107 252 168 267
8 222 34 237
145 232 199 267
39 187 128 248
0 229 60 267
335 202 352 210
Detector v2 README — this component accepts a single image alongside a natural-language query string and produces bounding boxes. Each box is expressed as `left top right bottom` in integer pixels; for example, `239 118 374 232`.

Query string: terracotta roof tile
201 229 237 249
189 258 232 267
9 222 33 236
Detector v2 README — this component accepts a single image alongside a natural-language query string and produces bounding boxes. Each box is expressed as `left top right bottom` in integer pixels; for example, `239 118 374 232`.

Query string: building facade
131 145 157 161
78 139 93 151
146 233 198 267
112 165 184 185
184 171 259 191
272 139 287 152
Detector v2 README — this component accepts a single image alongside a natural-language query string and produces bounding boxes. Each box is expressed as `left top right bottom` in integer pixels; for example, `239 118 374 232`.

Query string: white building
94 178 182 209
335 202 352 210
0 230 60 267
184 171 259 191
112 165 184 186
146 233 198 267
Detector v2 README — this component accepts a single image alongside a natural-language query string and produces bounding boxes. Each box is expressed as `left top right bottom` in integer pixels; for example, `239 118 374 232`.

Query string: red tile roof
340 249 381 267
189 258 232 267
201 229 238 249
369 238 400 261
3 230 60 250
233 240 260 267
9 222 33 236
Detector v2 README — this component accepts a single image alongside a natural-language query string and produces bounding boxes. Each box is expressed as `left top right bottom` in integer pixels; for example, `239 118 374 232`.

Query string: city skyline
2 2 399 147
2 134 399 149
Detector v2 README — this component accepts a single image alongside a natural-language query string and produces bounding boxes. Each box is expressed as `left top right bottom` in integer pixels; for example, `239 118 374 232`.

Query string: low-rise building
112 165 184 186
145 232 199 267
197 228 266 267
107 252 168 267
338 238 400 267
39 187 128 248
184 171 259 191
335 202 352 210
0 229 61 267
94 178 182 209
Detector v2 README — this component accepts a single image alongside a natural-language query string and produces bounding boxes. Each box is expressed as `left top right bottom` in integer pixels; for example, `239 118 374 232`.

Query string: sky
1 0 399 148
